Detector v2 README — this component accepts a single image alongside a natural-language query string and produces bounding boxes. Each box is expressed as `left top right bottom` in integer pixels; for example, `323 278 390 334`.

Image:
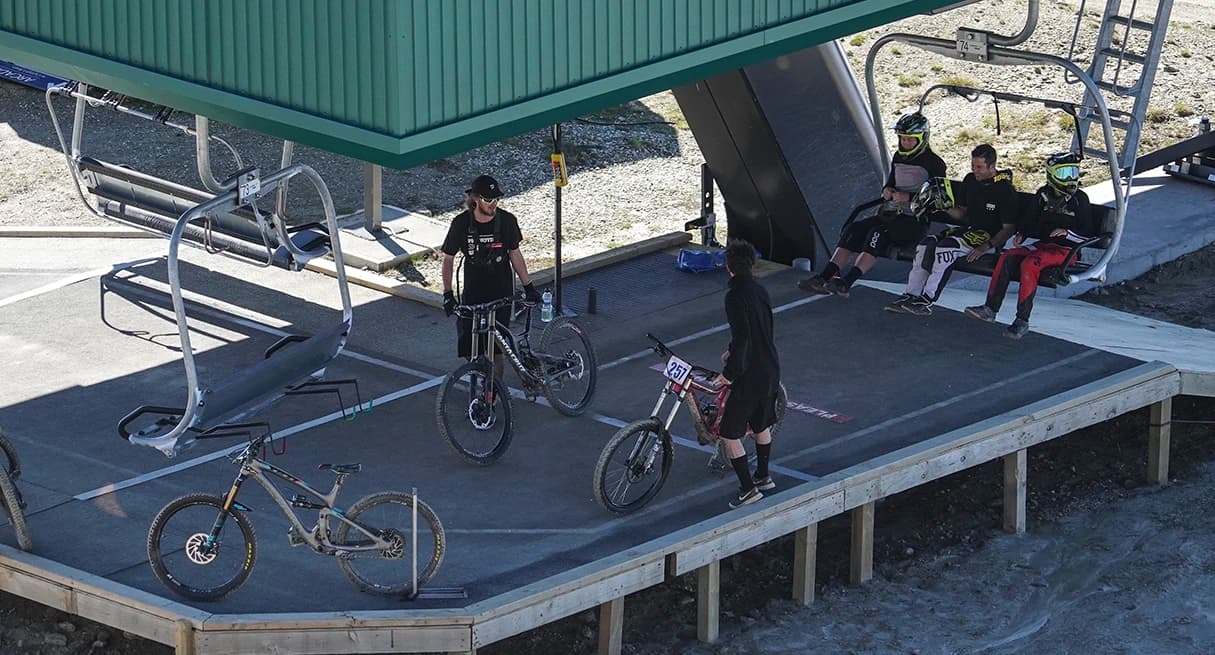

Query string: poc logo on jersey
985 202 996 211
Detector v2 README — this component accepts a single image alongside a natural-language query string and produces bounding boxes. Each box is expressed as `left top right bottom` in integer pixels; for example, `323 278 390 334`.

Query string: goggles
1049 164 1080 181
479 195 500 204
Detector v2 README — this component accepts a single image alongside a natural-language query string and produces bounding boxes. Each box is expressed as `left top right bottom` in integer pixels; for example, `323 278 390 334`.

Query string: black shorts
718 389 780 440
456 306 512 359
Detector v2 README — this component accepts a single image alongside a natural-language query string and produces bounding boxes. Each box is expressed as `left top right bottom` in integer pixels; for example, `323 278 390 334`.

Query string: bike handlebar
645 333 723 384
454 293 536 318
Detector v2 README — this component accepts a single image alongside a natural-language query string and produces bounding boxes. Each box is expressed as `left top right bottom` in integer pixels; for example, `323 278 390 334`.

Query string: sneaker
964 305 997 322
797 276 831 295
729 486 763 509
1005 318 1030 339
753 475 776 491
824 277 851 298
901 295 933 316
883 293 915 313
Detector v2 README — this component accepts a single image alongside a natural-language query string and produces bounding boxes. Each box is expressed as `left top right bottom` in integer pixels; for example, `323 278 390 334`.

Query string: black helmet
911 177 956 217
893 112 930 157
1045 152 1082 195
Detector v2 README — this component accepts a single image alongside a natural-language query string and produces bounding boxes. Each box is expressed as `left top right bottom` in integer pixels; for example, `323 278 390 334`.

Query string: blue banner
0 60 69 90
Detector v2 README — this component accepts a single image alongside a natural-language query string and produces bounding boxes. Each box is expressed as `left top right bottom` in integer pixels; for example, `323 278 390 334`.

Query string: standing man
965 152 1095 338
441 175 543 380
799 111 947 297
717 239 781 509
884 143 1018 315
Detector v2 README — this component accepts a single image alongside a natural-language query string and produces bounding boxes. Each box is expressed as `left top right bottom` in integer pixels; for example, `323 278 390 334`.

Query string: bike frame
461 297 575 390
202 439 394 557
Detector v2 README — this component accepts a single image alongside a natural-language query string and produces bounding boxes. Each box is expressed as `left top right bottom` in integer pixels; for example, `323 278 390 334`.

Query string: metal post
552 123 564 314
364 162 383 233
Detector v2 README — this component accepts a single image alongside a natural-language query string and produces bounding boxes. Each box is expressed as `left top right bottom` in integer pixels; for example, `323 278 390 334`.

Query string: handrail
864 33 1126 285
126 163 353 456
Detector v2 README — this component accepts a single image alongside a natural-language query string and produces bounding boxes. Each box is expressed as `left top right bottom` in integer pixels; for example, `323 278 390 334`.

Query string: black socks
755 442 772 479
730 454 754 492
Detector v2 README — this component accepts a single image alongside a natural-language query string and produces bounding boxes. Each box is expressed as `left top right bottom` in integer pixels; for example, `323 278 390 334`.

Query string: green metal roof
0 0 957 169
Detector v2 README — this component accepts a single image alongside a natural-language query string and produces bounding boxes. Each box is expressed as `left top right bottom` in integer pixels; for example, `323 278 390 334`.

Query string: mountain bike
593 334 786 514
0 429 31 551
146 430 445 601
436 293 598 465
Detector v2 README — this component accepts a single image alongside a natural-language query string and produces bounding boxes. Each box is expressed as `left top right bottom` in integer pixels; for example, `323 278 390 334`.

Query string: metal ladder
1068 0 1174 174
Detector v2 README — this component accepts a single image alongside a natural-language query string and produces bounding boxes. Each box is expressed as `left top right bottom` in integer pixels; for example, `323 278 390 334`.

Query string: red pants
985 243 1071 321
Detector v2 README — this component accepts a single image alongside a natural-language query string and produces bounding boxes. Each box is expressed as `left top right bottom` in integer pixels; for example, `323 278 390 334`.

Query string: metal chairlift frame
862 5 1128 286
42 83 354 456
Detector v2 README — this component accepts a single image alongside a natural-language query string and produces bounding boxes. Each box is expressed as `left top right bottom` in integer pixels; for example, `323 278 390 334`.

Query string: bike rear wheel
147 494 257 601
537 317 598 416
593 418 672 514
335 492 446 597
436 361 513 465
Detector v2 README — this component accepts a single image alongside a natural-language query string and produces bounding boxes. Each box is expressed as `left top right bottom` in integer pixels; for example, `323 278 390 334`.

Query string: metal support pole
364 162 383 233
552 123 564 314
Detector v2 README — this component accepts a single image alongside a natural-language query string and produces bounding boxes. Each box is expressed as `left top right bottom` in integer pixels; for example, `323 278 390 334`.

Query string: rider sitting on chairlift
884 143 1018 316
798 111 947 298
964 152 1094 339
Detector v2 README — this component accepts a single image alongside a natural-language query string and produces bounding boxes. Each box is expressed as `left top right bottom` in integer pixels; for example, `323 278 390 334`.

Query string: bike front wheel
147 494 257 601
436 361 513 465
593 418 672 514
537 317 598 416
335 492 446 597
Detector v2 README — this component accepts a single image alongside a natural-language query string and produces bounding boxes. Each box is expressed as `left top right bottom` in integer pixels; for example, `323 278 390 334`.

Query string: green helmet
911 177 955 217
893 112 930 158
1045 151 1081 195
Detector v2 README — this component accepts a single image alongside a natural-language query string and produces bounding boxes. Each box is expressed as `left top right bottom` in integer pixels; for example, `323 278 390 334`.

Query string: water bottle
540 290 554 323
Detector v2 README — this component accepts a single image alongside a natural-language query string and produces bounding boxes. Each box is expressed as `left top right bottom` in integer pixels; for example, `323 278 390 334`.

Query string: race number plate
663 355 692 386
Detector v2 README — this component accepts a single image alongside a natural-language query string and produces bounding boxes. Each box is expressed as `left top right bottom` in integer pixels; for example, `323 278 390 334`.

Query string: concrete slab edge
0 226 160 238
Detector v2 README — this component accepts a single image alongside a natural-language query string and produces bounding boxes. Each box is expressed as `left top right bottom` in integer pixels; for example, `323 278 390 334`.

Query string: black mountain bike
147 431 445 601
437 294 598 465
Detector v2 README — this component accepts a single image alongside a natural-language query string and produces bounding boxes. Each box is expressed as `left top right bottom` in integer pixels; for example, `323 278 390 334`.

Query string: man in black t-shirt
885 143 1017 315
798 112 947 298
441 175 542 377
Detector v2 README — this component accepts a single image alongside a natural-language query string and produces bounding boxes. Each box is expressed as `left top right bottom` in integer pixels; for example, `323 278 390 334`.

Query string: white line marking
105 274 435 380
600 293 826 370
75 376 443 501
771 349 1103 467
0 258 158 308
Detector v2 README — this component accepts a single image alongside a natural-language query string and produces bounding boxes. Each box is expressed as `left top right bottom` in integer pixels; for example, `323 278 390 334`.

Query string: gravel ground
1 1 1214 654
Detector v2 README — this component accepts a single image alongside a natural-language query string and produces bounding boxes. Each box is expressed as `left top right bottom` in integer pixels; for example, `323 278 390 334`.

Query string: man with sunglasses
964 152 1094 338
441 175 543 375
798 111 946 297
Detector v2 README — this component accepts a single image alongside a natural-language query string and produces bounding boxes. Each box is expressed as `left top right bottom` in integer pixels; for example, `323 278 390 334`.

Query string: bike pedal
287 527 306 547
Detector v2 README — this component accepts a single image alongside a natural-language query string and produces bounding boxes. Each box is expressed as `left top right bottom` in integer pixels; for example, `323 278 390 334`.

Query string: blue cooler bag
676 248 726 273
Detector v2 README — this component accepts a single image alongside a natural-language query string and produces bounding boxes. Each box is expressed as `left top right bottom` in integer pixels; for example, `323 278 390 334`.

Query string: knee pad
918 236 939 270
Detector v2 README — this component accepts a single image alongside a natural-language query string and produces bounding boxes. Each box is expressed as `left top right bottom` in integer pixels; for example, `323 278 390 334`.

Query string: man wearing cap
441 175 543 376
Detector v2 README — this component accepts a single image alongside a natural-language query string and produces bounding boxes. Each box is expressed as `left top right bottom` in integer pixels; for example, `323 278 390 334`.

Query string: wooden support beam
1002 449 1027 534
793 523 818 605
696 561 720 643
597 597 623 655
175 619 195 655
1148 397 1172 484
850 503 874 585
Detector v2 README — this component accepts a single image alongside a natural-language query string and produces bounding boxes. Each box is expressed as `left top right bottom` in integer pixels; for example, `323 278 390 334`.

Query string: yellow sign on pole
551 153 568 187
